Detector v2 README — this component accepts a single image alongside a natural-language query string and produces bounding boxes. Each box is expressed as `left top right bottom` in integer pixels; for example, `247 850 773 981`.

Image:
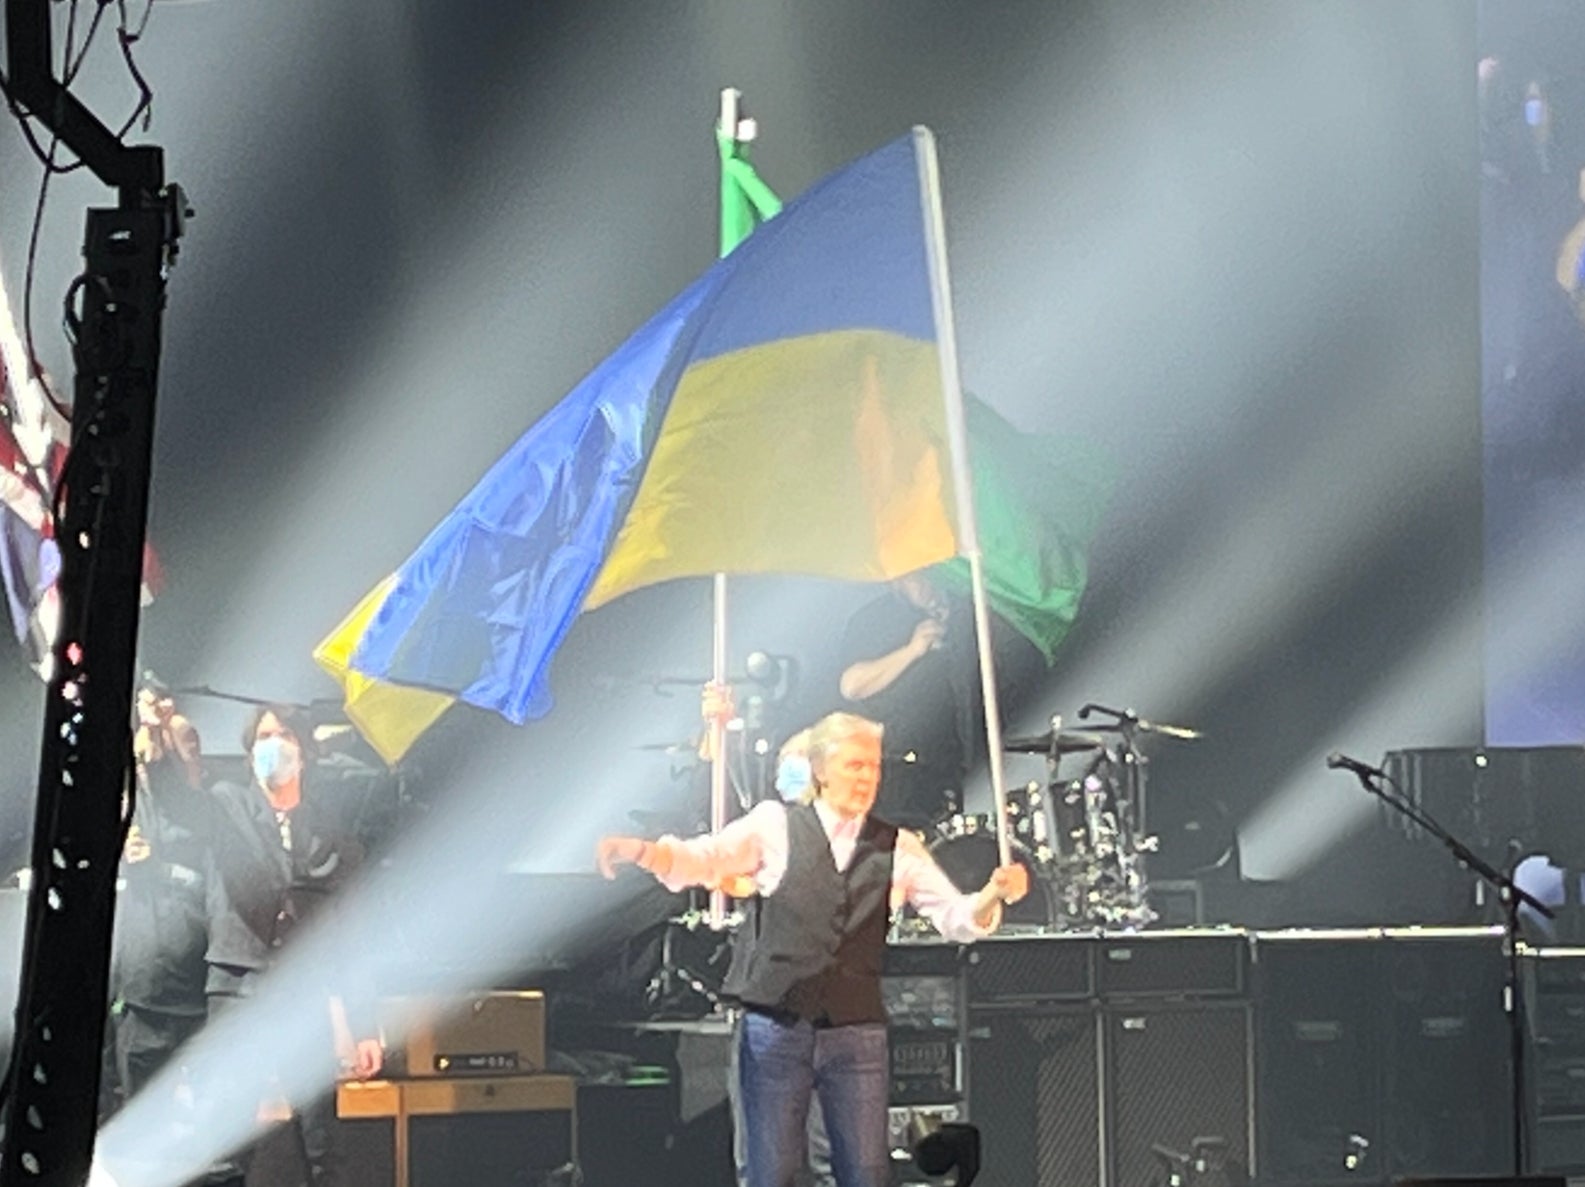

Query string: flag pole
912 127 1013 869
705 86 747 930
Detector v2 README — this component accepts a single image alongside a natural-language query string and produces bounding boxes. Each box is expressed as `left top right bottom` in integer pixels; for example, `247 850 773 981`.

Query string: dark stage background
0 2 1482 926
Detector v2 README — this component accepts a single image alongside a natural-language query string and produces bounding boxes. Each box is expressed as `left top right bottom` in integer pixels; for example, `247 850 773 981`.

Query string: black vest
723 802 897 1026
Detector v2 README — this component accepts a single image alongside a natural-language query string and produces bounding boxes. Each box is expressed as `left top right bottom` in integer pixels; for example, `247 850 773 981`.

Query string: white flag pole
913 127 1013 869
704 87 744 930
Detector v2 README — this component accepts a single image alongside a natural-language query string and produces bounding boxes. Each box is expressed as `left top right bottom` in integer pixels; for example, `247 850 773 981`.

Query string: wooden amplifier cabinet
337 1075 575 1187
386 990 546 1077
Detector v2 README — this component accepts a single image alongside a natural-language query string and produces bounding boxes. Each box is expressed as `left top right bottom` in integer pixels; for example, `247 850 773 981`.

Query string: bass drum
926 829 1054 931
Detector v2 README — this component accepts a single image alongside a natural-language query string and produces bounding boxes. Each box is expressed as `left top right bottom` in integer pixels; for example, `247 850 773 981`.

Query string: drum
925 826 1054 930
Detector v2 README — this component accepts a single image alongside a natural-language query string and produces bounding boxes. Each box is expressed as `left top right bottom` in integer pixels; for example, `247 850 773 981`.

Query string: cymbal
1003 729 1107 755
635 741 698 754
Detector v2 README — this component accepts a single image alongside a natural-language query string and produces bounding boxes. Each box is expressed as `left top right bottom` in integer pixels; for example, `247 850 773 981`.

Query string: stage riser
392 931 1534 1186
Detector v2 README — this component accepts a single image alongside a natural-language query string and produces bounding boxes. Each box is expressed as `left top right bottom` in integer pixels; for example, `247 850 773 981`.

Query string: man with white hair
599 710 1026 1187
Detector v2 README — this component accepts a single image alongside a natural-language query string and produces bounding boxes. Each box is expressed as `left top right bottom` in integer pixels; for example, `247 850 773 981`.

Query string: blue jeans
736 1011 889 1187
730 1035 833 1187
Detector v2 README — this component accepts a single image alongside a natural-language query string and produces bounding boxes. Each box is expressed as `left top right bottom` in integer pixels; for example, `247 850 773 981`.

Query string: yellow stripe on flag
586 328 957 609
313 575 455 766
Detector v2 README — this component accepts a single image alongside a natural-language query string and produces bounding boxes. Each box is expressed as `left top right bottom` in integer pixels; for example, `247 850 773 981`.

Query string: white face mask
251 735 302 789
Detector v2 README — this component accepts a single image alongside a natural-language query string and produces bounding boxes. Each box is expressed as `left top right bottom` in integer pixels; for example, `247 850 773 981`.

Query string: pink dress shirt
659 799 1001 943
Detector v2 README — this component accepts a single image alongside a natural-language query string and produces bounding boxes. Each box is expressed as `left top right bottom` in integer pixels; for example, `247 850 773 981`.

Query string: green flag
933 398 1113 664
717 125 1110 663
719 126 782 256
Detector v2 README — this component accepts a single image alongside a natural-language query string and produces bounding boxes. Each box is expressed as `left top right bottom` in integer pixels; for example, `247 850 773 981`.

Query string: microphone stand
1335 760 1553 1175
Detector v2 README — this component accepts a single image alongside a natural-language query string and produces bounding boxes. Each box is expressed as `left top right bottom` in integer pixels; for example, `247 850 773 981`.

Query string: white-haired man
599 711 1026 1187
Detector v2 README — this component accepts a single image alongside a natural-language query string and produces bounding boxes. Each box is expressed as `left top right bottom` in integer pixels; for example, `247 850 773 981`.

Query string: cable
8 0 162 420
114 0 157 136
64 0 112 87
0 68 85 173
18 0 90 423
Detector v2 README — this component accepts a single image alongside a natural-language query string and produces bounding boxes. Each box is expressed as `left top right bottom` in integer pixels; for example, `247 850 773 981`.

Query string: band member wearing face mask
598 711 1028 1187
202 705 381 1186
110 681 212 1107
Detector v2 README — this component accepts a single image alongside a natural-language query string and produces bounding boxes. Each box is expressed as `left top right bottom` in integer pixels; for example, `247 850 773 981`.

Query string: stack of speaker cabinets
1255 928 1511 1186
882 927 1513 1187
338 991 576 1187
964 930 1252 1187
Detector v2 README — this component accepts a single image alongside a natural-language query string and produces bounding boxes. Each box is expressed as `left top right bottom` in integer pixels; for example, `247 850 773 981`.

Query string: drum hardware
1077 701 1205 740
1008 780 1057 865
643 905 738 1019
924 827 1055 931
1002 728 1109 756
998 708 1200 932
1053 744 1157 930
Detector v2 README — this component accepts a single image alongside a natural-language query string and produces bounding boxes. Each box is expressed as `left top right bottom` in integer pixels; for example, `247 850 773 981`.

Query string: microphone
1326 751 1387 781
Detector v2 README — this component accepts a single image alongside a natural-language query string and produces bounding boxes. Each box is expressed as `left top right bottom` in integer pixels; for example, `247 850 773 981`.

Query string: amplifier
884 941 962 977
890 1028 960 1105
337 1075 575 1187
965 934 1092 1004
1095 930 1247 998
385 991 546 1077
964 930 1250 1006
884 942 964 1106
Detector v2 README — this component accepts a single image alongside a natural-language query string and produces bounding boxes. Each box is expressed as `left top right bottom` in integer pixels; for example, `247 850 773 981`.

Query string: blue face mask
776 754 813 801
1526 98 1546 128
252 735 302 789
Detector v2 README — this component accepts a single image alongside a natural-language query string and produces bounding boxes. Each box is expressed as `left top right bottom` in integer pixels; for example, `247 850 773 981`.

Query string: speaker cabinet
1255 931 1511 1185
969 1000 1252 1187
1256 936 1380 1185
1382 936 1511 1176
969 1007 1101 1187
1105 1002 1254 1187
337 1076 575 1187
1527 949 1585 1173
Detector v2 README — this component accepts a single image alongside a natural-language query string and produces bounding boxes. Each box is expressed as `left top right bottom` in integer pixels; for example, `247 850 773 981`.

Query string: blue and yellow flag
316 130 962 763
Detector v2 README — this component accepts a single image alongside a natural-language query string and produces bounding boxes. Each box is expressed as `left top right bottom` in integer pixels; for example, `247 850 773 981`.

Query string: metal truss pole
1 3 185 1183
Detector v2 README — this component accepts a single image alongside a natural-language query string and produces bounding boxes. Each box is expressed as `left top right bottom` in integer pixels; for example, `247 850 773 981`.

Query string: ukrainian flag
316 129 962 764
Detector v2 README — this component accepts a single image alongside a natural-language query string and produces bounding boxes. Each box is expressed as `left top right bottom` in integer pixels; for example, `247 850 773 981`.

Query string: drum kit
635 690 1202 1012
909 703 1202 935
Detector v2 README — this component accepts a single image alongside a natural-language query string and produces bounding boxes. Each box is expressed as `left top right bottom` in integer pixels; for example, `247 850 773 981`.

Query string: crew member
598 711 1027 1187
837 571 1037 827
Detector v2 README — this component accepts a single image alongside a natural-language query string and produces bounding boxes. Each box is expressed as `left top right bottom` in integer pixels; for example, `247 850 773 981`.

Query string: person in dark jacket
204 704 381 1186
